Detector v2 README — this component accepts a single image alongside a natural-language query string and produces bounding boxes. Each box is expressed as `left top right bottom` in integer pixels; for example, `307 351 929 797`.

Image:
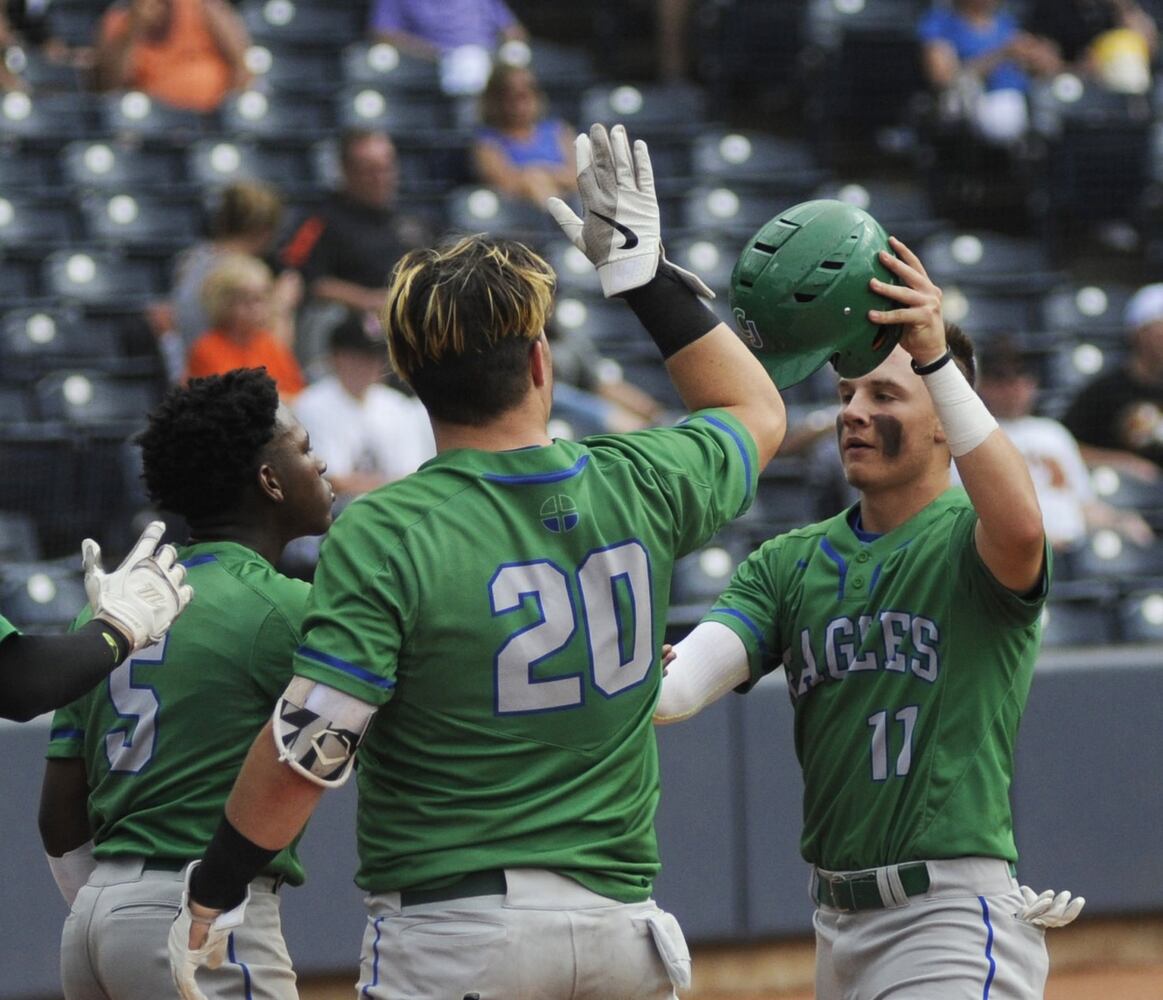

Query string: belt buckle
826 872 856 912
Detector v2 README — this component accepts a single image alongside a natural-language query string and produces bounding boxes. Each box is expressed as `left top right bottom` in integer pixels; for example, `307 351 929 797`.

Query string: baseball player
39 368 333 1000
656 235 1082 998
0 521 190 724
167 123 787 1000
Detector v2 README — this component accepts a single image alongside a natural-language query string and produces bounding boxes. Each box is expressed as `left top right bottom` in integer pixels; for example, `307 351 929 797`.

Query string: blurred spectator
93 0 250 113
292 309 435 501
1062 284 1163 479
281 128 432 375
367 0 527 95
185 253 305 399
1024 0 1156 93
547 318 673 435
169 180 300 363
471 63 576 207
0 8 26 90
918 0 1059 144
976 333 1152 551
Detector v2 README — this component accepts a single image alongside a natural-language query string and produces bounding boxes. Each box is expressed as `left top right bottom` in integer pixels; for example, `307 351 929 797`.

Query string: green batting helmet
729 199 902 389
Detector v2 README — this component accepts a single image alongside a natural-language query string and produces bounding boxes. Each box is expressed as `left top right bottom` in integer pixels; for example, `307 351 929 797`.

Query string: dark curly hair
138 368 279 521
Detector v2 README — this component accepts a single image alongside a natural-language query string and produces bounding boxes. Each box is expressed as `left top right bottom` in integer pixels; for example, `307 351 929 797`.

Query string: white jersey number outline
104 637 168 773
866 704 919 782
491 540 654 714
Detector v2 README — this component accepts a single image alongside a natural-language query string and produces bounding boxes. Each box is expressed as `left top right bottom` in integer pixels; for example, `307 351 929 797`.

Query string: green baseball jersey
292 411 758 902
704 488 1049 871
47 541 310 884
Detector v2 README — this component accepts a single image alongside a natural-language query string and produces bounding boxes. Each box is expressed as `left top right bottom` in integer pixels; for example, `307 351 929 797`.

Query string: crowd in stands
2 0 1163 642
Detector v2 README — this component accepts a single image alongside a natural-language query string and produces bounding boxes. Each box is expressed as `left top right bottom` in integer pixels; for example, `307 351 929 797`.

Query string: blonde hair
200 253 272 328
381 234 556 424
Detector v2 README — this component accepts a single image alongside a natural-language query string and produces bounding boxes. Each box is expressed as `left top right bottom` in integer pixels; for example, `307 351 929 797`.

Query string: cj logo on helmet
733 308 764 349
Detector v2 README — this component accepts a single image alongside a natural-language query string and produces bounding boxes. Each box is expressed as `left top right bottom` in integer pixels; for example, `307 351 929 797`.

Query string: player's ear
529 333 550 389
258 461 285 503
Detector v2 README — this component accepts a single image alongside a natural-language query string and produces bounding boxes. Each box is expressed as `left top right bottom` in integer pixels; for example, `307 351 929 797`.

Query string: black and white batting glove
547 123 713 300
168 862 250 1000
1016 885 1085 928
82 520 193 653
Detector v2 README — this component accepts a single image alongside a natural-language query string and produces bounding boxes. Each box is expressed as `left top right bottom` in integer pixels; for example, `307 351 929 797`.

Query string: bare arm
1075 443 1161 481
38 759 92 857
310 276 389 313
200 0 251 90
871 237 1045 592
662 324 786 469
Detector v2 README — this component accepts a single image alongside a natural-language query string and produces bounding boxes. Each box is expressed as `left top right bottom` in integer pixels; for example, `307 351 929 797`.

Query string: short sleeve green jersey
292 411 758 902
704 488 1049 871
47 542 311 884
0 612 17 644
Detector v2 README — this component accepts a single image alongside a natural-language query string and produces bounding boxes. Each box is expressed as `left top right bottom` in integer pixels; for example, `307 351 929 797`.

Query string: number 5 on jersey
104 637 169 773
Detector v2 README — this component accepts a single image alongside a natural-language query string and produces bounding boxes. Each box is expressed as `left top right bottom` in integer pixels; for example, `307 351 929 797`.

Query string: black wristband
911 349 953 375
619 263 719 360
189 817 279 911
84 619 130 664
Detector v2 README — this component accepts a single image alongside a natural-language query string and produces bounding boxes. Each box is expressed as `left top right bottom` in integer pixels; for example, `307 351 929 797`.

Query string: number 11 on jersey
866 704 919 782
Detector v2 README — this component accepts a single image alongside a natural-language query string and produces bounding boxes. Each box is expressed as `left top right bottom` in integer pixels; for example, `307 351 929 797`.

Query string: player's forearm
663 325 787 466
0 621 128 722
189 721 323 910
655 622 750 725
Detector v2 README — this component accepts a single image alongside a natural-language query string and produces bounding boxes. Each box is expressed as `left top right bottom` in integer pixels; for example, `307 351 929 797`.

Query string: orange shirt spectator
95 0 250 113
185 253 305 398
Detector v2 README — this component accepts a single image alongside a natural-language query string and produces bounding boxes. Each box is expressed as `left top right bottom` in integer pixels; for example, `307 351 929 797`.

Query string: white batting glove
1017 885 1086 928
168 862 250 1000
546 123 713 300
82 520 193 653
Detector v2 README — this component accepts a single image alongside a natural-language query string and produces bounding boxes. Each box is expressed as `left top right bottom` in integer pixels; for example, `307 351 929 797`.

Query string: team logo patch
540 494 580 533
733 307 764 349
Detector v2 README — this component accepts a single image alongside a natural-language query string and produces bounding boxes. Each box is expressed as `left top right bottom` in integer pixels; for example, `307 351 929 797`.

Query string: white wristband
920 357 998 457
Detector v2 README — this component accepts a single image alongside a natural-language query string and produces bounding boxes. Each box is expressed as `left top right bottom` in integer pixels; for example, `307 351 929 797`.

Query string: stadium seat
220 89 334 141
0 307 125 379
335 85 453 135
186 137 317 194
239 0 363 47
43 0 103 48
33 370 160 429
579 82 707 138
0 510 41 562
812 177 946 246
1037 337 1125 397
245 41 341 96
919 229 1064 294
445 186 551 244
0 194 79 254
41 249 161 311
1039 282 1135 340
0 384 33 423
61 140 189 194
939 285 1038 338
670 535 750 608
664 236 738 297
541 239 603 298
79 191 204 252
1 91 97 143
1065 529 1163 583
5 48 82 92
1088 465 1163 525
1116 587 1163 643
0 557 88 633
98 91 207 142
549 296 634 349
681 185 789 240
0 424 80 558
0 256 42 304
1040 593 1118 648
341 41 440 93
691 129 828 194
0 146 62 193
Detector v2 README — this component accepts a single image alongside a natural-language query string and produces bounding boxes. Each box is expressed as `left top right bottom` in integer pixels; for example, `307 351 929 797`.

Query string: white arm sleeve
46 840 96 907
655 621 751 725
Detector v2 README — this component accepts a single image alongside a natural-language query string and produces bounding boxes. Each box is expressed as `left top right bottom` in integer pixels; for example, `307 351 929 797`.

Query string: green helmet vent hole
794 292 816 303
754 241 777 254
820 259 844 270
871 329 888 350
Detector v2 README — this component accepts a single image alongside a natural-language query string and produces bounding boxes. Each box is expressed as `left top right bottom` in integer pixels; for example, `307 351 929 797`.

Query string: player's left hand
168 862 248 1000
867 236 947 369
1016 885 1085 928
